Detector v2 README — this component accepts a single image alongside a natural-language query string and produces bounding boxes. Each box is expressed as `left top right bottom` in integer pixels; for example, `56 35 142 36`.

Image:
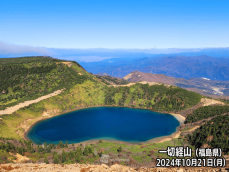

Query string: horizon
1 44 229 62
1 0 229 62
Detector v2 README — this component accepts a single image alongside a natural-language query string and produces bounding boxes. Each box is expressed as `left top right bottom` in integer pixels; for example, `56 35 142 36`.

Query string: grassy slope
91 138 196 163
0 150 16 163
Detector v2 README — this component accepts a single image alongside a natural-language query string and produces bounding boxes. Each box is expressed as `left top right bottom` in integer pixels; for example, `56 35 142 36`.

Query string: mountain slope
123 71 184 84
81 55 229 80
94 75 129 85
0 56 90 110
123 71 229 97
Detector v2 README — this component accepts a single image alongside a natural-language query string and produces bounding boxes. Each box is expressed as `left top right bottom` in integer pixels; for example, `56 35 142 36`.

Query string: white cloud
0 42 52 55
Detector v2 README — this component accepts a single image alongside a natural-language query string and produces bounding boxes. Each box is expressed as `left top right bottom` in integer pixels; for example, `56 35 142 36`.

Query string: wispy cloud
0 42 52 55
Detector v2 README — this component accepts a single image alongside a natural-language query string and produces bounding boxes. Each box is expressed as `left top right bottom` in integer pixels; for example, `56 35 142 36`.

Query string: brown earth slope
123 71 229 99
123 71 184 85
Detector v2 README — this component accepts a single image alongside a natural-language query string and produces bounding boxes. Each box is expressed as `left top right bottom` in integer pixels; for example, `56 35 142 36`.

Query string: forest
0 56 90 110
104 83 202 112
0 56 63 64
0 138 93 164
94 75 129 85
187 114 229 154
185 105 229 123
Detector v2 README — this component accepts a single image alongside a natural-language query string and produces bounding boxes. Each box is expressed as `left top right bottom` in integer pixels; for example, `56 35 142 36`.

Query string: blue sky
0 0 229 49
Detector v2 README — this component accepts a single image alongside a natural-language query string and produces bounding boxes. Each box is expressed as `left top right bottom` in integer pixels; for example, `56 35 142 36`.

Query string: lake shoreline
24 105 185 145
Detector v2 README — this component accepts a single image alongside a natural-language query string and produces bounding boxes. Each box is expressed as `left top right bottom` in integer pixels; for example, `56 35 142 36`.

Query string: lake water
27 107 180 145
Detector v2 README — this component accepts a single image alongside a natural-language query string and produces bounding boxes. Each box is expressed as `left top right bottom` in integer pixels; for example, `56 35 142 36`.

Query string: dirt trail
0 89 64 115
188 126 200 132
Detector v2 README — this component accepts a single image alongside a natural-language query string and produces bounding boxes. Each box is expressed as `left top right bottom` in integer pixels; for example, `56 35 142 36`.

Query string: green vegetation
185 105 229 123
0 137 194 165
187 114 229 154
0 56 91 110
105 83 202 112
0 138 90 164
117 146 123 152
94 75 129 85
0 56 59 64
0 150 16 163
219 99 229 104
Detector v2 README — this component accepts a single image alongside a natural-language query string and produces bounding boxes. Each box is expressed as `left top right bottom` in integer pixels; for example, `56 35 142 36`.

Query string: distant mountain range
80 55 229 81
123 71 229 97
1 44 229 62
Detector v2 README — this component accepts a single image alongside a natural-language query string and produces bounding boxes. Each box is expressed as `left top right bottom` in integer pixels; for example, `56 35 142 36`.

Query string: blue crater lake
27 107 180 145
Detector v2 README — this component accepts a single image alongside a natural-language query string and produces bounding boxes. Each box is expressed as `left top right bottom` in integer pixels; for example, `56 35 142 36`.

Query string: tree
45 146 51 153
64 158 72 164
83 147 89 156
38 147 44 153
117 146 122 152
53 154 60 164
62 150 67 163
58 140 64 148
44 155 49 164
44 142 47 149
65 140 68 148
98 151 103 157
88 146 92 154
